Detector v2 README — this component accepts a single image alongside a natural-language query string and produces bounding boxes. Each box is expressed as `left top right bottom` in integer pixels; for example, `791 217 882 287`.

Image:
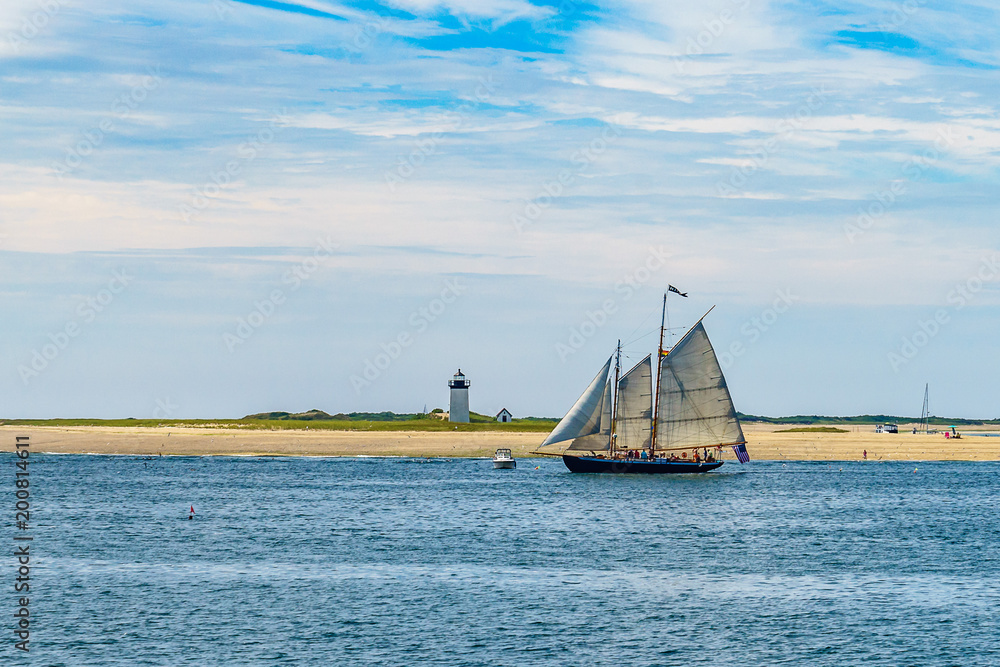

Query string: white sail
654 322 745 450
615 355 652 451
536 356 613 453
599 367 613 436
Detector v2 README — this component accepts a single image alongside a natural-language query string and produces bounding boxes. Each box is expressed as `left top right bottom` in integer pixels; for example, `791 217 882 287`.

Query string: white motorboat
492 448 516 469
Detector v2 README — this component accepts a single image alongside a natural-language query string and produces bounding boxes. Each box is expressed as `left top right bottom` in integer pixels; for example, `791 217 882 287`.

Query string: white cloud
385 0 554 25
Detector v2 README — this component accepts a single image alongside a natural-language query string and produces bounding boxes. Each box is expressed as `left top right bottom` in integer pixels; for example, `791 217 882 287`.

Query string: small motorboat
492 448 516 469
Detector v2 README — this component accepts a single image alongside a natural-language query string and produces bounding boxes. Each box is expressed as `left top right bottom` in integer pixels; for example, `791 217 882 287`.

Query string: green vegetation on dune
1 412 558 432
245 410 418 422
738 413 1000 426
775 427 849 433
246 410 341 421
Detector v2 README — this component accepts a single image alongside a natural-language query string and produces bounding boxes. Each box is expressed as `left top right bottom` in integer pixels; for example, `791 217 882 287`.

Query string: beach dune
1 423 997 461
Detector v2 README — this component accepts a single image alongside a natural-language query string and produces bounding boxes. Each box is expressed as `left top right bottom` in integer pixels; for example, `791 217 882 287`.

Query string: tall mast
922 383 930 434
651 292 667 455
610 340 621 453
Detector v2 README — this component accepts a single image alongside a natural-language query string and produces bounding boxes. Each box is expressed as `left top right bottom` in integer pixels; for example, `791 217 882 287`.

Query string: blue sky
1 0 998 419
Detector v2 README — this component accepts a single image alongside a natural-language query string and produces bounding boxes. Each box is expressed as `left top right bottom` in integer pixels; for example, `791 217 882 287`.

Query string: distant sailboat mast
921 383 930 434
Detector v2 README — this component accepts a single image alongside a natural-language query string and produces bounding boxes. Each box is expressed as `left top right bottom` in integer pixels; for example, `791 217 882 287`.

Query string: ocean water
14 455 1000 666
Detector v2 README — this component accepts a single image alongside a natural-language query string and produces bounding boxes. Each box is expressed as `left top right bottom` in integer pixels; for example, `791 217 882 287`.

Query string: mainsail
535 356 613 453
615 355 652 451
654 322 745 450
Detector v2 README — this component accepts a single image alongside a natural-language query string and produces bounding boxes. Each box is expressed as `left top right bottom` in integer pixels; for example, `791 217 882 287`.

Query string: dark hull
562 455 724 474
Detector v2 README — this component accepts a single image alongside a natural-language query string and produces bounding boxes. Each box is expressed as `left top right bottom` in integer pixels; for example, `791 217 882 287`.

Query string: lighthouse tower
448 369 470 423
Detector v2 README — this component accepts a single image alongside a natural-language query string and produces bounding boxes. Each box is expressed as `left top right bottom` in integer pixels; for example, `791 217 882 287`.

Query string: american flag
732 443 750 464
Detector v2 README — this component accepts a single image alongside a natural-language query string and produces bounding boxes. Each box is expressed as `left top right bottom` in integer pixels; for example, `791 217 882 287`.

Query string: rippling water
18 455 1000 665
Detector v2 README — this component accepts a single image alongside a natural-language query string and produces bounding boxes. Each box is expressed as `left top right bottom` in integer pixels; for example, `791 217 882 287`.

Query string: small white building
496 408 512 423
875 424 898 434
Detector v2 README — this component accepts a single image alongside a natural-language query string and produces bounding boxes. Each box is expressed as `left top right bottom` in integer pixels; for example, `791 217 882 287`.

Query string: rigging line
624 326 687 348
623 329 658 346
623 311 656 346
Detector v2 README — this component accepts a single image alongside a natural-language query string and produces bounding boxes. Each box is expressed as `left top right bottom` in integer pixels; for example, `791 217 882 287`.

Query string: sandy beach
2 423 999 461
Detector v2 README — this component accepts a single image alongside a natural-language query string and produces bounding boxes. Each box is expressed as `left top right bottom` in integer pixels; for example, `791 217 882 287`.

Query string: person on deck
640 450 647 460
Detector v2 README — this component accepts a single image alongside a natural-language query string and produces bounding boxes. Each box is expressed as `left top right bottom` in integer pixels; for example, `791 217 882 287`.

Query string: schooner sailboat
534 295 749 473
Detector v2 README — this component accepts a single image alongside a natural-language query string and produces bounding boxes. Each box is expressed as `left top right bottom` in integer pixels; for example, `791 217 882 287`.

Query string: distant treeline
242 409 557 424
241 410 1000 426
738 413 1000 426
0 411 558 432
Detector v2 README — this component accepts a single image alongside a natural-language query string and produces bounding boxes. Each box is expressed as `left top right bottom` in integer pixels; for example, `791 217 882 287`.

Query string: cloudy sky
1 0 998 419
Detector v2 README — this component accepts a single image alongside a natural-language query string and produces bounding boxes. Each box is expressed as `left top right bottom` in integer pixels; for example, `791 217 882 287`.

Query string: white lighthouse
448 369 470 423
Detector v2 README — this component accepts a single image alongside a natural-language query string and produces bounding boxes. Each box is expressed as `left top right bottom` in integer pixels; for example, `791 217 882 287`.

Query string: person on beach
863 449 867 460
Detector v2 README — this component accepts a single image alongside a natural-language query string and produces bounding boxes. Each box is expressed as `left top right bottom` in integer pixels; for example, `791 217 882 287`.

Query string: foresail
599 369 613 436
654 322 745 450
615 355 652 451
536 356 613 453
